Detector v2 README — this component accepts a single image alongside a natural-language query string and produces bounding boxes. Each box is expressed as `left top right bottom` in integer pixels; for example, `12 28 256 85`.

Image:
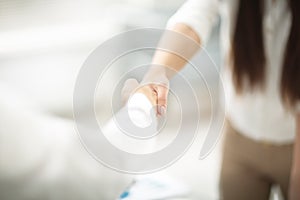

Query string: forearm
145 23 201 80
290 114 300 200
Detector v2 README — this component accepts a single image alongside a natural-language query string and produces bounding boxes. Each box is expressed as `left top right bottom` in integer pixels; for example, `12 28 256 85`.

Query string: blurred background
0 0 221 117
0 0 228 199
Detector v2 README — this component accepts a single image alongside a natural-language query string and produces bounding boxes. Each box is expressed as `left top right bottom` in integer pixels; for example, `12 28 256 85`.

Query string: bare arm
140 23 201 115
144 23 201 80
290 114 300 200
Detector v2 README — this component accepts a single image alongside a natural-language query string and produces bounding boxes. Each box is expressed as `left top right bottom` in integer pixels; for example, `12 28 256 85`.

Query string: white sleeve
103 93 157 154
166 0 220 44
0 83 131 200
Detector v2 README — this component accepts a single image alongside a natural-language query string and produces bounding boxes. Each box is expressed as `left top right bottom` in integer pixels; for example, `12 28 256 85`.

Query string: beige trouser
220 121 293 200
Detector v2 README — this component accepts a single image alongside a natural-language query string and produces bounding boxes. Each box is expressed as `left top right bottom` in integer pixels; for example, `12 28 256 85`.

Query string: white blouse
167 0 298 144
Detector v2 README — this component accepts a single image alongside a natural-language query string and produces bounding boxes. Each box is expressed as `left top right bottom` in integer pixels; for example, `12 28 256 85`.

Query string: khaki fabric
220 121 293 200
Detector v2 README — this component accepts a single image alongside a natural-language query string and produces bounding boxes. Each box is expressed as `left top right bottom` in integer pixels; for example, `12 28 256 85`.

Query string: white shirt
167 0 299 144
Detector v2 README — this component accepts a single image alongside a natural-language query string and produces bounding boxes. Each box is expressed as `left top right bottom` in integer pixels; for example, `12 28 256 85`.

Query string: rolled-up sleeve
166 0 219 44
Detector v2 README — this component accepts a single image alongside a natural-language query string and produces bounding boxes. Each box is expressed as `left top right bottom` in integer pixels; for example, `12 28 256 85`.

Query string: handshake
121 71 170 117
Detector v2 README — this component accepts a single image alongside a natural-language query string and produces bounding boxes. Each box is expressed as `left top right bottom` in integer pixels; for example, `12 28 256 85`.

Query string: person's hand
141 73 169 116
121 74 169 116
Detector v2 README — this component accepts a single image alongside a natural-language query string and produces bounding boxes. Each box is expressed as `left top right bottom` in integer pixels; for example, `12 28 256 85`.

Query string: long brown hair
232 0 300 108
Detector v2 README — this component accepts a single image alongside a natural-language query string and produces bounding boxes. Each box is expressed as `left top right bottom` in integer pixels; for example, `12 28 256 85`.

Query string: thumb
121 78 139 105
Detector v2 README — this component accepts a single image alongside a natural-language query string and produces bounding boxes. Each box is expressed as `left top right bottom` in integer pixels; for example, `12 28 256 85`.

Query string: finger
156 84 169 116
121 78 139 104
